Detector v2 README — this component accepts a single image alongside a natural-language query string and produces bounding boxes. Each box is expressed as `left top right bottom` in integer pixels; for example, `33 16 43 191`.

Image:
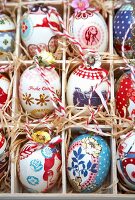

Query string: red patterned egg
117 131 135 190
0 74 10 108
21 5 61 57
17 139 61 193
66 62 110 114
116 71 135 119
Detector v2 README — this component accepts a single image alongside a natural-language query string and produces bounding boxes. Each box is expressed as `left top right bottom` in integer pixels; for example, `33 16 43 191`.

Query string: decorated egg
116 71 135 120
21 5 61 57
69 0 108 52
66 53 110 114
113 3 135 58
19 51 61 118
117 131 135 190
0 132 6 157
17 132 62 193
67 134 111 192
0 14 15 56
0 134 9 179
0 74 10 108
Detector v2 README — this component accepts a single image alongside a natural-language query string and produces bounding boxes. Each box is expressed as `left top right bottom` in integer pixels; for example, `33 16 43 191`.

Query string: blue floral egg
113 3 135 58
67 134 111 193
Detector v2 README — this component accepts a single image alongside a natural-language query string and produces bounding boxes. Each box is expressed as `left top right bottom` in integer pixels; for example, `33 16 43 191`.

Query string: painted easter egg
116 71 135 120
0 136 9 179
0 74 10 108
19 64 61 118
113 3 135 58
21 5 61 57
0 132 6 157
66 54 110 114
0 14 15 56
18 138 61 192
117 131 135 190
69 8 108 52
67 134 111 192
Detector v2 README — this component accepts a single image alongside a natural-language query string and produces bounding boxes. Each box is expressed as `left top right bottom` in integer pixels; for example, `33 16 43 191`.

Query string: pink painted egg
19 65 61 118
17 140 61 192
0 74 10 108
66 55 110 114
116 71 135 119
117 131 135 190
69 8 108 52
21 5 61 57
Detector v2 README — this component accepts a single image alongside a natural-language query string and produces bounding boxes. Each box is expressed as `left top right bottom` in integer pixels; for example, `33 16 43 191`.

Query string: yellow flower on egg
37 50 55 66
31 131 51 144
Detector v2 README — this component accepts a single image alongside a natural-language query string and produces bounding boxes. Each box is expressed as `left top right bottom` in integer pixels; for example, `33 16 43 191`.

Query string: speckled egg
19 65 61 118
21 5 61 57
113 3 135 58
117 131 135 190
69 9 108 52
67 134 111 192
0 74 10 108
0 14 15 56
115 71 135 120
18 140 61 193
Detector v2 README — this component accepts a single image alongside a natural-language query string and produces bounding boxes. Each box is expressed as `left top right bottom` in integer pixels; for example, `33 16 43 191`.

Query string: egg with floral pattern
0 13 15 58
113 3 135 58
19 65 61 118
67 134 111 192
117 131 135 190
115 71 135 120
17 140 61 193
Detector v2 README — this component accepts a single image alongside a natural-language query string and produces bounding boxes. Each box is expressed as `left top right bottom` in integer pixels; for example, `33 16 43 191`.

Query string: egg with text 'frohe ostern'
115 71 135 120
0 13 15 59
117 131 135 190
67 134 111 192
17 131 62 193
19 64 61 118
113 3 135 58
21 5 61 57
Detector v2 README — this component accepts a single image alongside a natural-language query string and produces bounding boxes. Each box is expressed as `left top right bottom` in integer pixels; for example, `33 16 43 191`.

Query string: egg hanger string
46 6 112 125
122 20 135 84
33 52 66 118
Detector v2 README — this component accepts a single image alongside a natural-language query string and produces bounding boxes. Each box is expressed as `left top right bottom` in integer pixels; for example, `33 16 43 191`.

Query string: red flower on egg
22 22 28 33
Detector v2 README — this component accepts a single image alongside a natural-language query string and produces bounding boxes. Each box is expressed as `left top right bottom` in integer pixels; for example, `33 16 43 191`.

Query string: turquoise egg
67 134 111 192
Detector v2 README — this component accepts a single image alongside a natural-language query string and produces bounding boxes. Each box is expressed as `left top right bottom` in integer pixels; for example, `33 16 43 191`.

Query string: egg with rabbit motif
67 134 111 192
21 5 61 57
113 3 135 58
117 131 135 190
18 137 62 193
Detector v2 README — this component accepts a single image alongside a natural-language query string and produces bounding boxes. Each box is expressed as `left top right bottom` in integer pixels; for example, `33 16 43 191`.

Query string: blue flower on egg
41 146 53 158
30 159 43 172
27 176 39 186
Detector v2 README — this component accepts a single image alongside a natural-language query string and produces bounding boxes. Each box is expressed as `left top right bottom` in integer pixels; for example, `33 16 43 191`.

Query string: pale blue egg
67 134 111 193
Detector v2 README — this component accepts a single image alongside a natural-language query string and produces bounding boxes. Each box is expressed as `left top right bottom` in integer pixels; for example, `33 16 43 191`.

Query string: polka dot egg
116 71 135 120
113 3 135 58
67 134 111 192
117 131 135 190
